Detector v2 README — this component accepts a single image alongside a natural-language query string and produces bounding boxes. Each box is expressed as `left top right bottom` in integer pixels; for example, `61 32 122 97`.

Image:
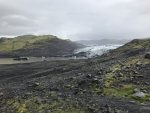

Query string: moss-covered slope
0 35 83 57
90 38 150 104
109 38 150 58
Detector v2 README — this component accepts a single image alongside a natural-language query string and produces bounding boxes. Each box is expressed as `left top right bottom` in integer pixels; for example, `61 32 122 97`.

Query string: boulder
133 88 140 93
28 82 40 88
73 52 87 57
86 74 92 78
0 92 3 96
133 91 145 98
145 53 150 59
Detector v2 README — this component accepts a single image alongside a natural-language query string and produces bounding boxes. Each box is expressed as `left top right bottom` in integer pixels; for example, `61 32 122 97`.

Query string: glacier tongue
74 44 122 58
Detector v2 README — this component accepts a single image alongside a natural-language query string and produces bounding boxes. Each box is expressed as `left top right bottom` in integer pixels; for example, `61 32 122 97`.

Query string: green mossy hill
0 35 83 57
90 38 150 104
0 35 57 52
105 38 150 58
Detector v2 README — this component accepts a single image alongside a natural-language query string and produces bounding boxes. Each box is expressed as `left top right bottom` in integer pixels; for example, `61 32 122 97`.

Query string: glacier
74 44 122 58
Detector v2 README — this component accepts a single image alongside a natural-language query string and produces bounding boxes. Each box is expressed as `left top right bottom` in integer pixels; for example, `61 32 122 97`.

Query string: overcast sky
0 0 150 40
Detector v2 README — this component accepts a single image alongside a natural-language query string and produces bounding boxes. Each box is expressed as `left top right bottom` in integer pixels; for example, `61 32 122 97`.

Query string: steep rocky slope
92 38 150 103
0 35 83 57
0 38 150 113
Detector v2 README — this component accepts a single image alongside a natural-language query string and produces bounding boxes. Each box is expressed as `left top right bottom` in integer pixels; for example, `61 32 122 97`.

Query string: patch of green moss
103 64 121 87
102 84 150 104
0 35 57 52
117 39 150 52
102 85 135 98
4 93 88 113
124 56 150 67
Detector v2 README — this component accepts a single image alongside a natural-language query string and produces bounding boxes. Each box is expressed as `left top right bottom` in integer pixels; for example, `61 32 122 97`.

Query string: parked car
13 57 29 61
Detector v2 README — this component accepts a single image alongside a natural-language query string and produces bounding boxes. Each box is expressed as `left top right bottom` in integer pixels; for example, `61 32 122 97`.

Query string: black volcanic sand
0 56 150 113
0 39 150 113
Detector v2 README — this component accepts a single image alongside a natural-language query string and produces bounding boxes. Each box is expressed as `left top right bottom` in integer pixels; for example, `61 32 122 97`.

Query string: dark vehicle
13 57 29 61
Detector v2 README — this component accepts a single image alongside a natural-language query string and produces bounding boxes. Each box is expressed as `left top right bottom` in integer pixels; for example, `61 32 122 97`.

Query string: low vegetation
0 35 83 57
0 38 150 113
3 92 87 113
90 39 150 104
0 35 57 52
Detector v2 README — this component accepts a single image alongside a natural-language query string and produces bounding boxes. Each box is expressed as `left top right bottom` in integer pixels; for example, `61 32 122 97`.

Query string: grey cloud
0 0 150 40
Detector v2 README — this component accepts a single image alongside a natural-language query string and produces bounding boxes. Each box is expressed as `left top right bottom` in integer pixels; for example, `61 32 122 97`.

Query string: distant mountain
76 39 130 46
0 35 83 57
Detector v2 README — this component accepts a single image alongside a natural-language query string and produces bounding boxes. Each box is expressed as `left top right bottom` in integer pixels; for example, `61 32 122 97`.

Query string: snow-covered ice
74 44 122 58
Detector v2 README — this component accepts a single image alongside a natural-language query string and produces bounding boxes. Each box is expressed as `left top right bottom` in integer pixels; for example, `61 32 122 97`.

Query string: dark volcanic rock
145 53 150 59
0 38 150 113
73 52 87 57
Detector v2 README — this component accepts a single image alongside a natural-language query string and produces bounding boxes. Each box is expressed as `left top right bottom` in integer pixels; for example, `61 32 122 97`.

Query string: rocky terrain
0 38 150 113
0 35 83 57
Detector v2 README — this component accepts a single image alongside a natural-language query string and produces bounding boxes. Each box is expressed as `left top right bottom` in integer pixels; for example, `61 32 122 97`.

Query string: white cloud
0 0 150 40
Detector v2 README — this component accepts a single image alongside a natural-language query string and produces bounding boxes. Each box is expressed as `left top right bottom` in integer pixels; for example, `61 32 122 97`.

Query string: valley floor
0 55 150 113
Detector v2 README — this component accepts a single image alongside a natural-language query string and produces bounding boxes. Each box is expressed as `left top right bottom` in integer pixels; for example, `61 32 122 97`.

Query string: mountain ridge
76 39 130 46
0 35 84 57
